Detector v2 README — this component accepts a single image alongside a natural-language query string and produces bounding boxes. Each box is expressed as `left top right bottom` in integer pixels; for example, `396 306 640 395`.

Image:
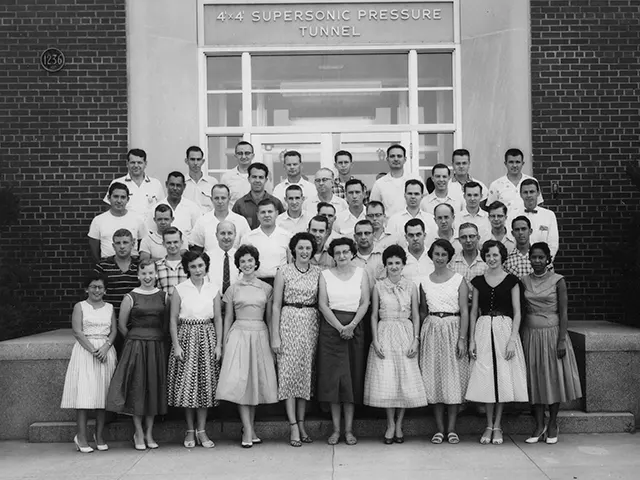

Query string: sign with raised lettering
40 47 65 73
203 2 454 47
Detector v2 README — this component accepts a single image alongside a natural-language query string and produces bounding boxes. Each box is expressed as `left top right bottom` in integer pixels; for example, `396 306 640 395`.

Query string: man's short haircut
366 200 386 214
127 148 147 162
162 226 183 239
354 219 374 232
248 162 269 177
317 202 336 214
386 144 406 157
235 140 254 153
520 178 540 192
308 215 329 231
404 218 425 233
334 150 353 162
328 237 357 258
511 215 532 229
167 171 185 183
431 163 451 176
283 150 302 162
504 148 524 160
480 239 508 263
154 203 173 216
108 181 129 197
452 148 470 160
458 222 479 233
405 179 424 194
84 272 108 289
434 203 455 216
112 228 133 241
428 238 455 262
285 184 303 196
186 145 203 157
463 181 483 194
211 183 230 195
257 198 277 210
345 178 365 193
487 201 508 216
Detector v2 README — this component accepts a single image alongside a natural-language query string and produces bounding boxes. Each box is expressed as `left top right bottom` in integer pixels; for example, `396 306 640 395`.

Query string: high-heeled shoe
74 435 93 453
183 430 196 448
525 426 547 444
546 426 559 444
93 433 109 451
196 429 215 448
133 434 147 451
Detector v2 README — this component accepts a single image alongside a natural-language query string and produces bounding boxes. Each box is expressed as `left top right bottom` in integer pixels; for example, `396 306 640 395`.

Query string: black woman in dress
317 237 370 446
522 242 582 445
466 240 528 445
271 232 321 447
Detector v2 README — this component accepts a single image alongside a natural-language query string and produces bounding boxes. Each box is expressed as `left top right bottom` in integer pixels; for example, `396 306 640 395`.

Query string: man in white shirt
220 141 273 207
89 182 146 261
153 171 201 241
512 179 559 258
487 148 544 211
366 201 397 253
183 145 218 214
272 150 315 205
276 184 311 235
487 200 516 253
402 218 434 286
448 148 488 202
191 183 250 252
420 163 464 214
333 179 367 235
454 181 491 242
369 144 423 216
386 179 437 239
427 203 462 254
305 168 348 215
352 219 385 285
104 148 165 222
240 198 290 285
207 220 239 295
140 204 187 261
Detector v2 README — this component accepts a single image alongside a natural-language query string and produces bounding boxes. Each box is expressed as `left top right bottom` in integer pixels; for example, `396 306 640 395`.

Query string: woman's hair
382 244 407 265
138 258 157 272
234 244 261 270
328 237 357 258
480 239 508 263
428 238 455 263
181 250 211 277
529 242 551 262
289 232 317 259
84 272 107 289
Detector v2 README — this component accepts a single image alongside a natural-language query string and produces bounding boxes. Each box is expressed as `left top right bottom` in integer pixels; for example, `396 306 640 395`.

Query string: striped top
94 256 140 313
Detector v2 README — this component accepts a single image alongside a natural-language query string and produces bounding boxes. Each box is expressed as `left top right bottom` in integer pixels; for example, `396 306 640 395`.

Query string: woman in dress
167 250 221 449
60 273 117 453
522 242 582 445
364 244 427 444
216 244 278 448
106 259 168 450
466 240 528 445
420 239 469 445
271 232 321 447
317 237 370 446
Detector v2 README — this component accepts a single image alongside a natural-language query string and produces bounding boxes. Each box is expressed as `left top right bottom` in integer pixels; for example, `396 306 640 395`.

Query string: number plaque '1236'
40 48 65 73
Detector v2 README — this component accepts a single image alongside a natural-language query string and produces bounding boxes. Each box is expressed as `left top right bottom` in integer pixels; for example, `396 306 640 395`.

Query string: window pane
418 90 453 124
252 54 408 89
207 93 242 127
207 56 242 90
418 133 454 171
418 53 453 87
258 142 322 187
339 136 405 190
252 91 408 127
207 136 243 171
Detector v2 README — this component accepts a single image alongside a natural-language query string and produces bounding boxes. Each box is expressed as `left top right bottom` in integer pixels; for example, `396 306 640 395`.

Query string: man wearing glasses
487 200 516 254
304 168 348 216
220 141 273 207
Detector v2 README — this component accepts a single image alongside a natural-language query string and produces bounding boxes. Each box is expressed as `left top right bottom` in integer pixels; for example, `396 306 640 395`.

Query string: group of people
61 141 580 452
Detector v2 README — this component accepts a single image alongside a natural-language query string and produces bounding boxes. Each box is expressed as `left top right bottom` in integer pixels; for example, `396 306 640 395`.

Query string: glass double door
253 131 411 192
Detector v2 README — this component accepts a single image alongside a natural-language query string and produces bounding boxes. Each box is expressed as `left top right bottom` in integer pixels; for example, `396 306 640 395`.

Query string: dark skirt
316 310 366 405
106 338 168 416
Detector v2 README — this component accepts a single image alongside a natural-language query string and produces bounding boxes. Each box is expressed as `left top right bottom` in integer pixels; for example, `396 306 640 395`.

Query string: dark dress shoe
383 436 394 445
394 436 405 444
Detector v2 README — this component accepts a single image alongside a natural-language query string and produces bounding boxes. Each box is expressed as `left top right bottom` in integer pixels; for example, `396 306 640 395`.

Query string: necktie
222 252 230 294
525 209 538 214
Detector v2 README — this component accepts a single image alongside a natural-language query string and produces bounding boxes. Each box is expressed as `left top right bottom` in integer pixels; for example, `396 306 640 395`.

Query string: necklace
532 270 548 278
294 262 309 274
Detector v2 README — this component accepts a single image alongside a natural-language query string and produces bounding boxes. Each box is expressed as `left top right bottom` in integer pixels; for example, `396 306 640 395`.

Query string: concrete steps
29 410 634 443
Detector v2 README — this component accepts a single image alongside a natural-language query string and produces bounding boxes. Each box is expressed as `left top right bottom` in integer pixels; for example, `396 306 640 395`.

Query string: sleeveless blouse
175 279 217 320
470 274 519 317
126 290 166 340
79 301 113 337
422 273 463 313
522 272 564 329
376 277 413 321
322 267 364 312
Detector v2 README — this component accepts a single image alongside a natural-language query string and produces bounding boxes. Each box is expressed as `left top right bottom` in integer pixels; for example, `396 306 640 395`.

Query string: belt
483 310 509 317
283 302 317 309
429 311 460 318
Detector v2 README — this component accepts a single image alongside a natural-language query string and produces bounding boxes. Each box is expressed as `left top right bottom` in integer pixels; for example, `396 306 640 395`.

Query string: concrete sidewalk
0 433 638 480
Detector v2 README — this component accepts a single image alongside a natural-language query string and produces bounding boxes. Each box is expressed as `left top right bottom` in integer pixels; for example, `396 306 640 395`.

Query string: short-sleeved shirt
232 192 285 230
454 209 491 242
303 194 348 217
88 210 146 258
487 174 544 212
448 176 488 201
240 226 290 278
272 178 316 206
276 211 312 235
155 258 188 295
94 256 140 313
140 232 187 260
223 277 273 320
503 248 533 279
369 172 424 217
103 175 165 221
174 279 217 319
470 274 519 317
420 191 464 215
333 208 366 236
448 251 488 290
151 197 202 240
190 210 251 251
184 174 218 214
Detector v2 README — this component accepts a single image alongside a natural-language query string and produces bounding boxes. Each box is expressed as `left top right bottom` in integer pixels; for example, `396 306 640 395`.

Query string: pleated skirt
364 318 428 408
216 319 278 406
521 325 582 404
420 315 470 404
106 338 167 416
466 315 528 404
60 338 117 409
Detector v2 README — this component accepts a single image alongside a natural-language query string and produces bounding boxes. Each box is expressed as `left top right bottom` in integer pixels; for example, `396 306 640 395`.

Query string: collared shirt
386 209 437 238
155 257 188 295
332 176 370 201
190 210 251 251
510 206 559 258
183 174 218 214
490 229 517 253
94 256 140 313
487 173 545 212
369 172 424 217
402 248 434 287
448 176 488 201
219 166 273 207
240 226 290 278
454 208 492 242
232 192 285 230
272 178 316 206
424 230 463 255
276 210 312 235
310 246 335 270
333 208 366 236
503 248 533 279
372 230 398 254
153 197 202 240
88 210 147 258
104 174 165 221
420 191 464 215
448 251 488 292
207 245 239 295
352 250 386 286
303 193 348 216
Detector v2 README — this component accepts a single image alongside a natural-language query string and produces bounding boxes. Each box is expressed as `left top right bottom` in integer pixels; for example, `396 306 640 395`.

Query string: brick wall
0 0 128 334
530 1 640 321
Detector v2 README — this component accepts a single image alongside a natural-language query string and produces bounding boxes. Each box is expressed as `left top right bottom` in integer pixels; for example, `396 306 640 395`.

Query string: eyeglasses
314 177 332 184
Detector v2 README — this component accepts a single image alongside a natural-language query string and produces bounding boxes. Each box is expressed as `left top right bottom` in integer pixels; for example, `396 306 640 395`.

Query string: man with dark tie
208 220 239 296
